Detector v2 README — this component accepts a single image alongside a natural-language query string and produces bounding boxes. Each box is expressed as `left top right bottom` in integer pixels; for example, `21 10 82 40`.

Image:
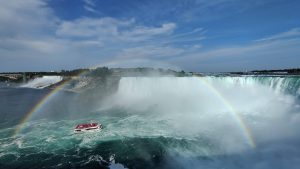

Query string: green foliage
88 67 112 77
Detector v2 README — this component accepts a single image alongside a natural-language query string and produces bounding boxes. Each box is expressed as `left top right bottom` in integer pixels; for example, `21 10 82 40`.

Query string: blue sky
1 0 300 72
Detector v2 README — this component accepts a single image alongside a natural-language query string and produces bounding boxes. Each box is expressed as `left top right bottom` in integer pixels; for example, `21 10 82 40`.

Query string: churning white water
21 76 62 89
2 76 300 169
108 77 300 154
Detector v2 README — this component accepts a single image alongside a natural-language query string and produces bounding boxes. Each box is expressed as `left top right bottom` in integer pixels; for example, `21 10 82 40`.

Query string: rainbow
13 79 71 136
13 70 94 136
13 75 256 148
199 77 256 148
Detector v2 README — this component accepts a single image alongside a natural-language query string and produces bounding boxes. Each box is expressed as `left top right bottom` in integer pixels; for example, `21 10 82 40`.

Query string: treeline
1 68 109 77
228 68 300 75
251 68 300 74
1 67 188 82
88 67 112 77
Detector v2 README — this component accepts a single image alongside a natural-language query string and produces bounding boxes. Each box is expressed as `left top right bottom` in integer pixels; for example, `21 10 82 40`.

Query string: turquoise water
1 76 300 169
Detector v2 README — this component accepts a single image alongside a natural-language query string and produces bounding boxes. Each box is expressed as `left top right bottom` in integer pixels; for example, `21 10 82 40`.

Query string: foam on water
1 76 300 168
109 77 300 146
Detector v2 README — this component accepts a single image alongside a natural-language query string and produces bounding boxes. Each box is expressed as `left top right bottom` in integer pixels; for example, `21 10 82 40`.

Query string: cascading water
21 76 63 89
107 76 300 168
1 76 300 169
204 76 300 96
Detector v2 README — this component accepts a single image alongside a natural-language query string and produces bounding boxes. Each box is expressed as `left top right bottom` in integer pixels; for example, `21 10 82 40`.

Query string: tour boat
74 123 102 133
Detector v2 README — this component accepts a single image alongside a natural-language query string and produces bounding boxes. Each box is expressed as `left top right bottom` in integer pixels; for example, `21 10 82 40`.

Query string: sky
0 0 300 72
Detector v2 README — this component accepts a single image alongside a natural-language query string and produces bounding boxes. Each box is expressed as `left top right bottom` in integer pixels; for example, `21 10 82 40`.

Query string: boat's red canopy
75 123 98 129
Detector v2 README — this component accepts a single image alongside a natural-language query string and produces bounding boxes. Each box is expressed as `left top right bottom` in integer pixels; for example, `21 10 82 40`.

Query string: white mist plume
106 77 300 154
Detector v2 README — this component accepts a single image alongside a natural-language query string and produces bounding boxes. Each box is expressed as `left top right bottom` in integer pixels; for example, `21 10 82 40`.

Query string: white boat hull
74 123 103 133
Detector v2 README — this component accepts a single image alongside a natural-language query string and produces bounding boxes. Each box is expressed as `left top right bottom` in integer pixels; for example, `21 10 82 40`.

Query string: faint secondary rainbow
199 77 256 148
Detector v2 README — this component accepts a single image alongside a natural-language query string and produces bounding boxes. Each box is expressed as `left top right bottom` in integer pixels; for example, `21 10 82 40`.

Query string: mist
101 76 300 168
16 76 300 169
